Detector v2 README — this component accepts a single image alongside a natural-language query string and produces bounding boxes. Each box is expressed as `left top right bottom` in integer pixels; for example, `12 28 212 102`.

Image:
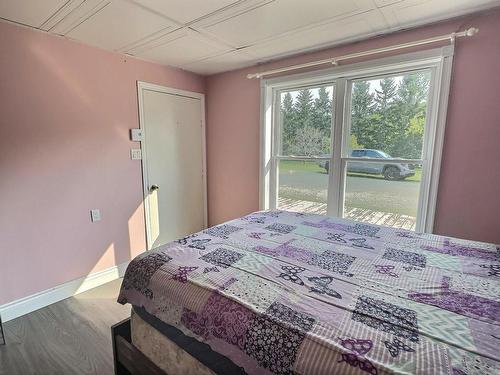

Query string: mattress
131 305 244 374
118 210 500 375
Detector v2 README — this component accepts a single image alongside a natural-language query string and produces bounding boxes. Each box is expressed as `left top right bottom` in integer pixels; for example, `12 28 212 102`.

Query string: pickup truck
319 149 415 180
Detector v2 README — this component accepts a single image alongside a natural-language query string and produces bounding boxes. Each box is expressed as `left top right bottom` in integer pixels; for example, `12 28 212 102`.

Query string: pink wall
0 21 205 305
1 9 499 307
206 9 500 244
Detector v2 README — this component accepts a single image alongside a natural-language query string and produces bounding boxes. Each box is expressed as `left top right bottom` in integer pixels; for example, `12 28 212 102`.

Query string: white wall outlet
130 148 142 160
90 209 101 222
130 128 144 141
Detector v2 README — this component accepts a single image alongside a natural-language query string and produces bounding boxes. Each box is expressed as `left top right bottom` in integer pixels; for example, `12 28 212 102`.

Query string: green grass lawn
279 160 325 173
279 160 422 182
278 160 420 215
348 169 422 182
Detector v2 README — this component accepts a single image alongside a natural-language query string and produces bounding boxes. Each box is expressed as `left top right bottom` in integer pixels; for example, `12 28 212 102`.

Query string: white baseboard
0 262 129 323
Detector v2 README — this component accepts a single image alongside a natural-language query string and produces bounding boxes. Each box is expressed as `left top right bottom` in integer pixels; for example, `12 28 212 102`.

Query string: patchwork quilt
118 210 500 375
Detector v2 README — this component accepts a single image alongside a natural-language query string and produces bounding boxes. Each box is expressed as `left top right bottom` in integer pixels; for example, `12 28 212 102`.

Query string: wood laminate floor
0 279 130 375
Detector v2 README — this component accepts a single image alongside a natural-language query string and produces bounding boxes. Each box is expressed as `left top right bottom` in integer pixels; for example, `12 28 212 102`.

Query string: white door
139 83 206 249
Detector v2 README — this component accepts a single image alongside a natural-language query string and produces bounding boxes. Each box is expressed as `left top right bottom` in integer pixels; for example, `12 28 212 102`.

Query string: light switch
130 128 144 141
130 149 142 160
90 209 101 222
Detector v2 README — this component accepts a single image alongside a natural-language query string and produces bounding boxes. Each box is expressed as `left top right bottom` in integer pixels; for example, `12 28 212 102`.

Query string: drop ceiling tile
130 0 241 24
130 28 231 66
373 0 404 7
243 10 387 60
48 0 107 34
0 0 68 28
40 0 86 31
191 0 274 28
2 0 500 76
380 0 500 28
198 0 375 47
66 0 179 51
183 50 257 75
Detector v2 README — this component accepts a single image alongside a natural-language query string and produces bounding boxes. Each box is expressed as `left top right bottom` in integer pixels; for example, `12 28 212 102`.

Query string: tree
287 88 332 155
351 79 398 152
349 134 364 150
352 81 373 120
281 92 295 154
397 72 430 115
351 81 373 151
288 126 324 156
401 115 426 158
368 78 398 153
294 89 314 129
311 87 332 136
276 78 434 160
374 78 397 112
389 71 430 158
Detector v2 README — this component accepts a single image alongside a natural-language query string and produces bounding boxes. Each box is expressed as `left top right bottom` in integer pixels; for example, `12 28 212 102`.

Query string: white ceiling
1 0 499 75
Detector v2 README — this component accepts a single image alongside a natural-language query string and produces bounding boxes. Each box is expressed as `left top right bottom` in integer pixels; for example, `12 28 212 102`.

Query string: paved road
279 169 420 216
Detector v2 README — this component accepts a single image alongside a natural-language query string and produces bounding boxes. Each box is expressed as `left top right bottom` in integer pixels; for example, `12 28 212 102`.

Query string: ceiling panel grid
1 0 499 74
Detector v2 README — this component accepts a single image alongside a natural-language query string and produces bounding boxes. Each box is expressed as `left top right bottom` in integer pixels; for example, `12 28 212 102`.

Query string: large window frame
260 46 454 233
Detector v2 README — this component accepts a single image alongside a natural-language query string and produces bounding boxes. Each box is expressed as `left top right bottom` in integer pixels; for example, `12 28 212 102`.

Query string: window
261 47 454 233
343 71 430 230
276 85 334 213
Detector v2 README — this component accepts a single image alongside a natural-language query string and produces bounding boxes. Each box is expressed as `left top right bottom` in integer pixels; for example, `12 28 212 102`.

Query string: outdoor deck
278 197 416 230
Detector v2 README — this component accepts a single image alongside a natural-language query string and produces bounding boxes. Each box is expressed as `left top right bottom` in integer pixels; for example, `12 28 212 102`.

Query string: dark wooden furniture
0 313 5 345
111 317 166 375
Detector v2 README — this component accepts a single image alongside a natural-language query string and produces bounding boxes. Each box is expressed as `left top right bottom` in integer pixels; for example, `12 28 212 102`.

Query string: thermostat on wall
130 128 144 141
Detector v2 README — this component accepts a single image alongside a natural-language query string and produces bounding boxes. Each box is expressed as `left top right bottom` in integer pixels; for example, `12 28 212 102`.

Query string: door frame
137 81 207 250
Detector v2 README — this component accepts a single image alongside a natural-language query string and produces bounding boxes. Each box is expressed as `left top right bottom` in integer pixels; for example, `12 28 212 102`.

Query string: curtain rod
246 27 478 79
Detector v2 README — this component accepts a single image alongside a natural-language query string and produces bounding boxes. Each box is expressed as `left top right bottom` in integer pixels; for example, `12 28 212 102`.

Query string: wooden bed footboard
111 318 166 375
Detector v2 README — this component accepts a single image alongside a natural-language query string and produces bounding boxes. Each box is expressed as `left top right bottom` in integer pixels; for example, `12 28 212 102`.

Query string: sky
282 76 405 102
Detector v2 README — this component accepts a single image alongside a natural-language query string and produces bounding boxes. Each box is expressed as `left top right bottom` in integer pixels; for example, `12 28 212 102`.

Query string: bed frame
111 318 166 375
0 313 5 345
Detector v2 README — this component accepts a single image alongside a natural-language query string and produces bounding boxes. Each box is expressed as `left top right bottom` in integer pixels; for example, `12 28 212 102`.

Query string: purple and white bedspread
118 210 500 375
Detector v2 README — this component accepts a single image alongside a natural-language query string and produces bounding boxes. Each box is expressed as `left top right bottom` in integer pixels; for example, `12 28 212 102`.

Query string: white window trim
260 46 454 233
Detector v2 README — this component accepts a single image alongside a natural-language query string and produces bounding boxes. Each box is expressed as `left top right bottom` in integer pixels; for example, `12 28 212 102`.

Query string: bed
116 210 500 375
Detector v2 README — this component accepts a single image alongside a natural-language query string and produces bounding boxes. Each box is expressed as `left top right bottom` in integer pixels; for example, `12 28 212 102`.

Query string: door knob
150 184 159 191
